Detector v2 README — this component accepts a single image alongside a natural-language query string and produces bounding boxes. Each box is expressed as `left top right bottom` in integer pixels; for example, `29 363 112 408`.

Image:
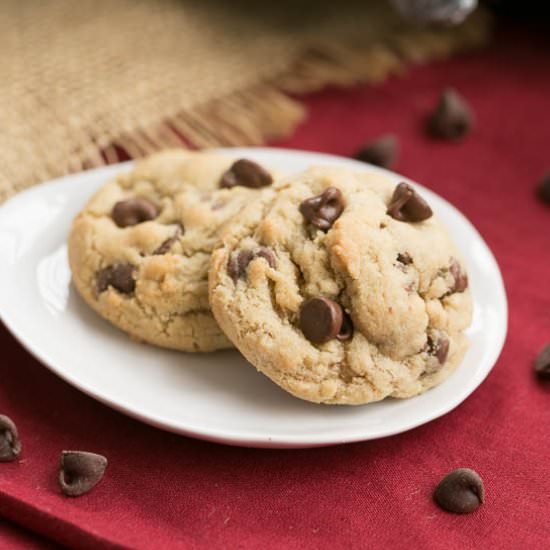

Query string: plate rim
0 147 508 448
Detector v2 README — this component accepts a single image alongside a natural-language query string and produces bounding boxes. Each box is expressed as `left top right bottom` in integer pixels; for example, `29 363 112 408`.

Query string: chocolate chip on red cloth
299 297 344 344
220 159 273 189
153 224 184 255
96 264 136 294
336 312 354 342
534 343 550 380
434 468 484 514
0 415 21 463
387 182 432 222
227 247 276 282
354 134 398 169
299 187 345 231
536 172 550 204
59 451 108 497
112 197 159 227
427 88 473 141
449 259 468 293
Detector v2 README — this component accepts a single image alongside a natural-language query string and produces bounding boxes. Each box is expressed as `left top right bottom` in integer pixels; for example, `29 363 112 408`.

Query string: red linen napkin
1 22 550 550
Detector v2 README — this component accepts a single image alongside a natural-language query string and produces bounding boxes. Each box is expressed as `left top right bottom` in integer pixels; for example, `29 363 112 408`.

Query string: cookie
69 150 274 352
209 166 472 404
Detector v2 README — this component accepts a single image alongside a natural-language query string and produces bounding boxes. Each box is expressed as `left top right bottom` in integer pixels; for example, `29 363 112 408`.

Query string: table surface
1 20 550 550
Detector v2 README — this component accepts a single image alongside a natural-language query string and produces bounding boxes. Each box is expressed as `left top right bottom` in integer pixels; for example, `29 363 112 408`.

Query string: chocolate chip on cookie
299 297 344 344
299 187 345 231
534 343 550 380
397 252 413 266
427 88 473 141
354 134 398 169
220 159 273 189
153 224 184 255
449 260 468 293
96 264 136 294
387 182 432 222
434 468 484 514
427 334 450 365
112 197 159 228
59 451 108 497
336 312 354 342
227 247 276 282
255 247 277 269
0 415 22 462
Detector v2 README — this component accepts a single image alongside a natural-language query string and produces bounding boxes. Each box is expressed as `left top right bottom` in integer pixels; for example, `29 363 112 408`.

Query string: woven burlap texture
0 0 490 202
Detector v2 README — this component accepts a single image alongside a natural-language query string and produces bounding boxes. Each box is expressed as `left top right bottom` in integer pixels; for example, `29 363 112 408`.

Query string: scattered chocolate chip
354 134 398 169
227 247 276 282
299 187 345 231
449 260 468 293
220 159 273 189
536 173 550 204
299 297 344 344
534 343 550 380
112 197 159 228
427 88 473 141
153 225 183 255
96 264 136 294
397 252 413 266
336 312 354 342
0 415 21 462
387 182 432 222
434 468 484 514
59 451 108 497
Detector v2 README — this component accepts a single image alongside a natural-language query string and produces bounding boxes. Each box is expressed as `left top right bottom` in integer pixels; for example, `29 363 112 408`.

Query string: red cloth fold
1 23 550 549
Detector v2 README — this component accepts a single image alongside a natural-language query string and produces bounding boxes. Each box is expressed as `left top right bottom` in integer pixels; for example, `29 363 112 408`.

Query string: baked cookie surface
69 150 274 352
209 166 472 404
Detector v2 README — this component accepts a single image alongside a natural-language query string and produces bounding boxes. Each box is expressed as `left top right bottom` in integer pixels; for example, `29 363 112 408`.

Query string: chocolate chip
449 260 468 293
299 297 344 344
427 334 450 365
387 182 432 223
96 264 136 294
59 451 108 497
220 159 273 189
534 343 550 380
299 187 345 231
336 312 354 342
227 247 276 282
354 134 398 169
153 225 183 255
0 415 21 462
536 173 550 204
434 468 484 514
255 247 277 269
227 250 254 282
397 252 413 266
427 89 473 141
435 337 450 364
112 197 159 228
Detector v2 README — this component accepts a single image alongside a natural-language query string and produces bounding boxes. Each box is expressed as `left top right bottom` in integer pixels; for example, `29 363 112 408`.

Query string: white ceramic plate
0 148 507 448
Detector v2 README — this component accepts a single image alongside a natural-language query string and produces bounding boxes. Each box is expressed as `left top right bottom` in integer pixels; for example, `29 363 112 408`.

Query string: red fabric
1 23 550 549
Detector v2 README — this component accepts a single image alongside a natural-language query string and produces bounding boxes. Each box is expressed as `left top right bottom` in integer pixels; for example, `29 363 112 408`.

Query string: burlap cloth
0 0 490 202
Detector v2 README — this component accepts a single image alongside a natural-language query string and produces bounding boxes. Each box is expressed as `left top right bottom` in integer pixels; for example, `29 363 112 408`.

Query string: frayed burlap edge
1 10 490 202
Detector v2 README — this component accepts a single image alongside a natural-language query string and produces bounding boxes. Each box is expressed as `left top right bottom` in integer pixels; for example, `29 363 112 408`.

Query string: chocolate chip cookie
209 166 472 404
69 150 274 352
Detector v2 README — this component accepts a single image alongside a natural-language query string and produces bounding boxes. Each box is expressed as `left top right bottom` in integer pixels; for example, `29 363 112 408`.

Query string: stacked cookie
69 150 472 405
